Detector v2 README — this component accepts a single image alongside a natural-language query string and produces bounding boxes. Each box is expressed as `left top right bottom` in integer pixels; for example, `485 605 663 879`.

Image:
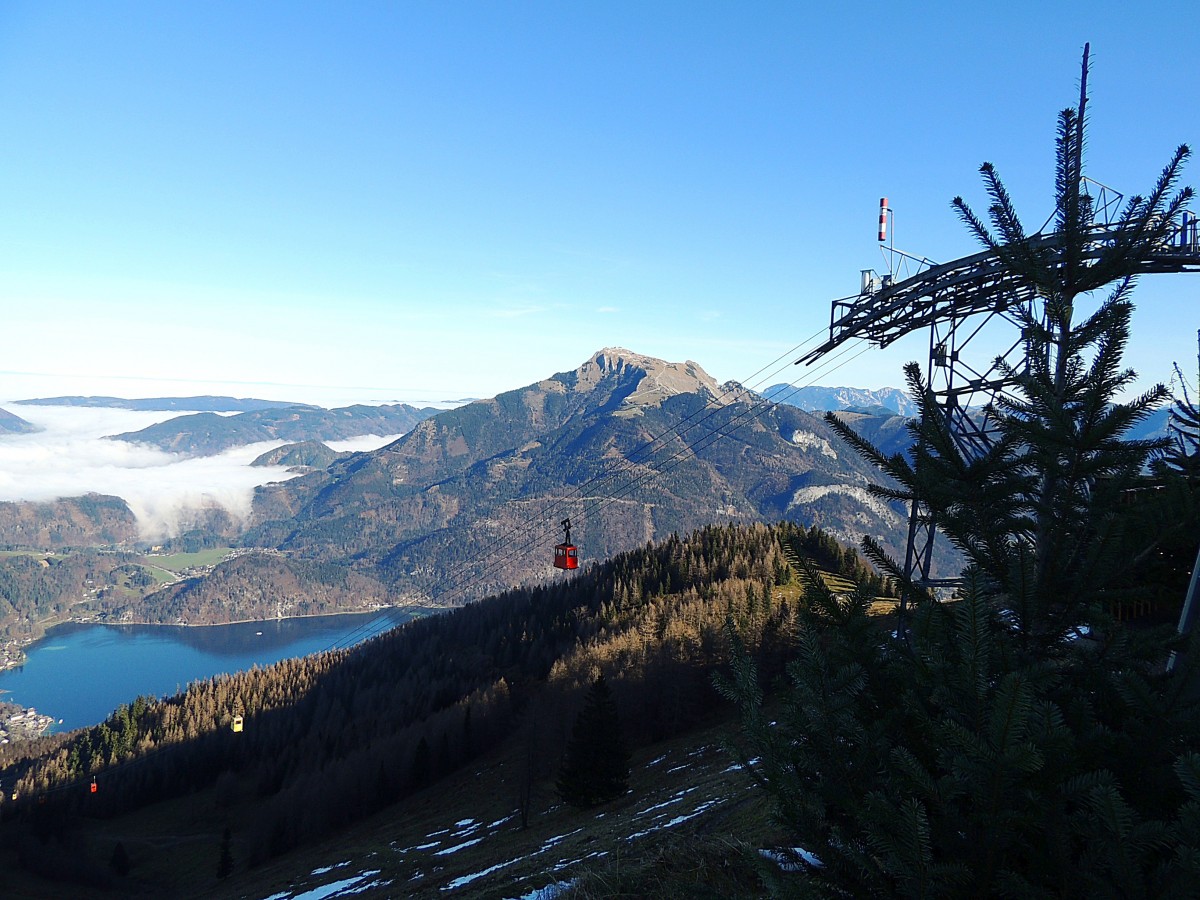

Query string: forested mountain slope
0 494 138 549
0 522 884 895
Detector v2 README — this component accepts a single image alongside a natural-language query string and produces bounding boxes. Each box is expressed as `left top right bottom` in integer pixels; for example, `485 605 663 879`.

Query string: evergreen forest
0 520 872 891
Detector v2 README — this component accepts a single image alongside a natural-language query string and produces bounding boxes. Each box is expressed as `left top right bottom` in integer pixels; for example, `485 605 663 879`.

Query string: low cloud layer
0 405 402 541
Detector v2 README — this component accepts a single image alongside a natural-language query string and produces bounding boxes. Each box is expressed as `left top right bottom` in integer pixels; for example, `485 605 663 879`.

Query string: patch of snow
434 837 484 856
505 880 577 900
760 847 824 870
550 849 608 873
455 818 475 827
488 813 517 829
281 869 384 900
310 861 351 876
635 785 699 817
724 756 761 772
660 798 722 828
338 876 391 896
412 841 441 851
539 828 583 851
427 828 450 837
646 754 668 767
628 797 724 840
441 857 520 890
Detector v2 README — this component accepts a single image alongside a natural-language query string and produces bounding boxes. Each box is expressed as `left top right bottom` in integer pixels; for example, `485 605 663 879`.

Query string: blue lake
0 609 423 732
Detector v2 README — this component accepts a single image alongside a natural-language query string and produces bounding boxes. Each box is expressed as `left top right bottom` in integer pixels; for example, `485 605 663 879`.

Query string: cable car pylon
797 45 1200 620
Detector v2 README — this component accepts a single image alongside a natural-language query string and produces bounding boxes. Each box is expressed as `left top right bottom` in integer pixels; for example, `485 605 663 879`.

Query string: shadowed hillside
0 522 889 896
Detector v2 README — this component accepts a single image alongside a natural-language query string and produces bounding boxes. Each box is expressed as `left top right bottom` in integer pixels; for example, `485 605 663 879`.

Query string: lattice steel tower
797 46 1200 612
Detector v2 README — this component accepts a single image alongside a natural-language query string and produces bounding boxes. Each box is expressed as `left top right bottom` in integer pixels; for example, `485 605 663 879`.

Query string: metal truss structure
797 205 1200 596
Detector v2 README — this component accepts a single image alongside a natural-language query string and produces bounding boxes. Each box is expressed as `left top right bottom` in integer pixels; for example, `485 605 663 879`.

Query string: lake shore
0 700 55 743
0 607 425 733
1 641 28 673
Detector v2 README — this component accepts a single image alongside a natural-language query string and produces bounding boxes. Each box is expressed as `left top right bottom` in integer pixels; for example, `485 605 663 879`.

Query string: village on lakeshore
1 643 55 742
0 700 54 744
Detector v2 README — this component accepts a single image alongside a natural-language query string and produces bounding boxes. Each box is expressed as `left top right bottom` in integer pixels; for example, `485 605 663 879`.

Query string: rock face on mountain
105 403 440 457
197 348 913 615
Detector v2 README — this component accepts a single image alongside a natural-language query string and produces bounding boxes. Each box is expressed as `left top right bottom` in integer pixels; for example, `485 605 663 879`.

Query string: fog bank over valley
0 404 403 540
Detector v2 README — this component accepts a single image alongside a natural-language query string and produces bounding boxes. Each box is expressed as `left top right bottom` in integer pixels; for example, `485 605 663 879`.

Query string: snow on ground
309 861 351 876
262 738 757 898
262 869 389 900
723 755 761 773
548 849 608 874
506 880 577 900
442 857 517 891
628 797 726 841
635 785 700 817
539 828 583 851
760 846 824 870
434 836 484 856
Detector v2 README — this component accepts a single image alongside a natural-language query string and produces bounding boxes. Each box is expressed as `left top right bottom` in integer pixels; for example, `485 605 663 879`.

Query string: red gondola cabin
554 518 579 570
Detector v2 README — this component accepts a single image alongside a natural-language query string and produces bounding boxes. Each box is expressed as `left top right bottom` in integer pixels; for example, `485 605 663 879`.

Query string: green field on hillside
139 548 233 573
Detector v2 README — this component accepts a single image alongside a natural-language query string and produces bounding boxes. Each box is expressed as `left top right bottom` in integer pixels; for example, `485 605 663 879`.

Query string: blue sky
0 2 1196 407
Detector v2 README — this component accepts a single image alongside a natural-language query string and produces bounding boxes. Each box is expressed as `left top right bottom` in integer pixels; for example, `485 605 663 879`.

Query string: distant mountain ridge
14 395 305 412
0 407 38 434
251 441 348 471
763 384 917 416
105 403 440 457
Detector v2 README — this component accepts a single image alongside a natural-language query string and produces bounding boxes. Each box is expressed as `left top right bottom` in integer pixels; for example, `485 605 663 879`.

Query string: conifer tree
723 57 1200 897
109 840 130 878
216 827 233 880
556 673 630 808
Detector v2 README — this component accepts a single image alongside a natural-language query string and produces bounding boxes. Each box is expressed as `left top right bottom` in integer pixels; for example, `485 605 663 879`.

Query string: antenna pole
1078 42 1089 138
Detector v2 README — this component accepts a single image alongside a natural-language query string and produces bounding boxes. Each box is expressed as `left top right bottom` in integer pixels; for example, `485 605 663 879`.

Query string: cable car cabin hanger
554 518 579 570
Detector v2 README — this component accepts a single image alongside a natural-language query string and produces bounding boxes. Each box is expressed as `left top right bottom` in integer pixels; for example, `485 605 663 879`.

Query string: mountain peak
576 348 726 409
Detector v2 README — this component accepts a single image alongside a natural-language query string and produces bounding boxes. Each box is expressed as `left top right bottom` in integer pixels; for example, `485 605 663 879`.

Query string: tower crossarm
798 217 1200 366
